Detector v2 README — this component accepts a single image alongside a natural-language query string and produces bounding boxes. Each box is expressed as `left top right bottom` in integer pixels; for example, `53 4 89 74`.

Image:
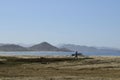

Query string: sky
0 0 120 48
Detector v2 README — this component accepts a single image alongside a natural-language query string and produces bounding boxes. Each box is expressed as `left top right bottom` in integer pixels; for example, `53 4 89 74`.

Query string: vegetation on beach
0 56 120 80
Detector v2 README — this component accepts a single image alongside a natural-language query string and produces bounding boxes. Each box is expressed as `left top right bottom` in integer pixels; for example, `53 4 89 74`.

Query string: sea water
0 51 74 56
0 51 120 56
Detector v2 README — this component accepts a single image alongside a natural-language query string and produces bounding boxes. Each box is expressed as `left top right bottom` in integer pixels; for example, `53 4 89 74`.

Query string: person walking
75 51 78 58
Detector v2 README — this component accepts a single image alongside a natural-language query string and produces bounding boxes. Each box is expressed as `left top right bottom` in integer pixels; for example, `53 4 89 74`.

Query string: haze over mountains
0 42 71 52
0 43 5 46
60 44 120 54
0 44 28 51
0 42 120 54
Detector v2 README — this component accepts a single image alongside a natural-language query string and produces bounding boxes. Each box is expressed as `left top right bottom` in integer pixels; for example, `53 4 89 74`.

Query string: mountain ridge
0 44 28 51
0 42 119 53
29 42 60 51
60 44 120 53
0 42 71 52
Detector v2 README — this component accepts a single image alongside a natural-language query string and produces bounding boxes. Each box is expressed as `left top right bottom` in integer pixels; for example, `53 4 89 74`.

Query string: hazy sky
0 0 120 48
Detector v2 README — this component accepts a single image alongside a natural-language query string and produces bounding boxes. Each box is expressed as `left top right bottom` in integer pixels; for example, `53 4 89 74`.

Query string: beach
0 55 120 80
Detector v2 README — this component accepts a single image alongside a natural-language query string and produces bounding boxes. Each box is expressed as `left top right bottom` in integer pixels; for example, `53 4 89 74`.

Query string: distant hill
59 48 72 52
18 43 33 47
0 43 5 46
4 42 120 53
60 44 120 53
29 42 71 52
0 44 28 51
29 42 59 51
60 44 97 52
0 42 71 52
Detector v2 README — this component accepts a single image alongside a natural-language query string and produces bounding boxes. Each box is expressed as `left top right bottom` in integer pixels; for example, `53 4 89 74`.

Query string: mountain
60 44 120 53
29 42 59 51
0 43 5 46
60 44 97 52
0 44 28 51
0 42 119 53
29 42 71 52
59 48 72 52
18 43 33 47
0 42 71 52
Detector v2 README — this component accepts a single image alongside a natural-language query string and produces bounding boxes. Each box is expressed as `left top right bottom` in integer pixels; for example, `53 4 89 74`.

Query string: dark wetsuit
75 51 78 58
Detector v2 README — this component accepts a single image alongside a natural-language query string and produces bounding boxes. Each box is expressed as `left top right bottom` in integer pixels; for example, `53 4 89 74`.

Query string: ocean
0 51 120 56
